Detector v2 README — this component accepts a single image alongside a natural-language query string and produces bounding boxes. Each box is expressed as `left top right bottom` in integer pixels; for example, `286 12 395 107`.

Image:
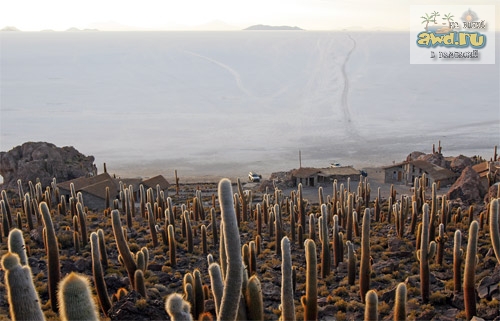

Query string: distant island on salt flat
244 24 303 30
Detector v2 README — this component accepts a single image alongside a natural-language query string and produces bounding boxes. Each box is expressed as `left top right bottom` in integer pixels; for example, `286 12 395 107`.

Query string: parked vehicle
248 172 262 182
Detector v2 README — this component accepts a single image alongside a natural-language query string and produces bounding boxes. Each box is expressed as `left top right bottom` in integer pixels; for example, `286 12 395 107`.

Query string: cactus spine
281 236 295 321
39 201 60 312
301 238 318 321
360 208 371 303
1 252 45 321
489 199 500 264
464 220 479 320
417 203 436 303
217 178 243 321
394 283 407 321
58 272 99 321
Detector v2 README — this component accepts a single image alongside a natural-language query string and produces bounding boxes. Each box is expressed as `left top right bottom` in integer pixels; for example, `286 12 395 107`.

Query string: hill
244 24 303 30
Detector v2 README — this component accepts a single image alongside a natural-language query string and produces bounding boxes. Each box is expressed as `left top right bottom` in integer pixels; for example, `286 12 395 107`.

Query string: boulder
0 142 96 190
418 152 449 169
447 166 487 204
450 155 474 173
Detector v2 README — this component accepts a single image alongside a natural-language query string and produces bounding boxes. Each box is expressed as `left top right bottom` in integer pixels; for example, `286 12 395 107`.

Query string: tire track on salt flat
183 50 255 98
341 34 356 126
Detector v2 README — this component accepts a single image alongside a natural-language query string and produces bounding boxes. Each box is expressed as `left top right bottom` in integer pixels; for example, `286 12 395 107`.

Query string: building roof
410 160 457 181
381 161 408 170
57 172 118 200
291 166 360 178
141 175 170 190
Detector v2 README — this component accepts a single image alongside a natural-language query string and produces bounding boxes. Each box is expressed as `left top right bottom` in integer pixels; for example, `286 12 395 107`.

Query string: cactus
184 210 194 253
8 228 27 266
193 269 205 319
394 283 407 321
58 272 99 321
39 201 60 312
217 178 243 321
320 205 330 278
281 237 295 321
1 200 10 238
97 228 108 268
464 221 479 320
134 269 147 297
346 193 354 241
417 204 436 304
453 229 463 294
364 290 378 321
249 241 257 276
435 223 446 266
360 208 371 303
76 202 88 247
208 263 224 316
301 239 318 321
90 232 112 316
146 202 159 247
111 209 137 289
1 252 46 321
168 224 177 266
489 199 500 264
346 240 356 285
245 275 264 320
166 293 193 321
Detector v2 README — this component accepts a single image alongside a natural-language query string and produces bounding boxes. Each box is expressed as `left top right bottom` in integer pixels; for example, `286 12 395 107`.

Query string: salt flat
1 31 498 179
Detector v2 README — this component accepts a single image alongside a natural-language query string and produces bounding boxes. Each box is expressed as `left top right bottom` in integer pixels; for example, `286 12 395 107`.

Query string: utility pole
299 150 302 168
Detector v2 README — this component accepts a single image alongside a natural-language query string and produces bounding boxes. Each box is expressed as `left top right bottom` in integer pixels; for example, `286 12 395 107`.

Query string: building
383 160 458 187
472 161 500 189
291 166 362 187
57 173 170 211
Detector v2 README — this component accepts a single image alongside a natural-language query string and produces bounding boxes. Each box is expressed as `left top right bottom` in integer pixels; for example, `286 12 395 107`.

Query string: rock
447 166 487 204
0 141 96 190
108 290 168 321
407 151 426 161
450 155 474 173
418 152 449 169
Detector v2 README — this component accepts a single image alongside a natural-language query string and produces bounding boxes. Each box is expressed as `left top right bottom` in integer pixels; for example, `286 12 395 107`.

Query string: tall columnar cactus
245 275 264 320
76 202 88 247
281 237 295 321
364 290 378 321
464 221 479 320
332 214 341 268
417 204 436 304
1 199 11 238
39 201 60 312
184 210 194 253
346 240 356 286
298 184 306 231
453 229 463 294
320 205 331 278
58 272 99 321
394 283 407 321
237 178 249 223
168 224 177 266
346 193 354 241
135 269 147 298
208 263 224 316
360 208 371 303
111 209 137 289
166 293 193 321
217 178 243 321
193 269 205 319
24 193 34 231
301 239 318 321
489 199 500 264
435 223 446 266
1 252 46 321
90 232 112 316
8 228 27 265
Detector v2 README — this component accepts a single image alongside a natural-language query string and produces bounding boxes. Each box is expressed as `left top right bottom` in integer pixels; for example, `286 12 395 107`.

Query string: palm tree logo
421 13 433 31
443 12 455 26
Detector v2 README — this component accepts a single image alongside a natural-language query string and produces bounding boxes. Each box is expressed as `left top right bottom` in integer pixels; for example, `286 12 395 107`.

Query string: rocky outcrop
418 152 449 169
450 155 473 173
0 142 96 189
447 166 487 205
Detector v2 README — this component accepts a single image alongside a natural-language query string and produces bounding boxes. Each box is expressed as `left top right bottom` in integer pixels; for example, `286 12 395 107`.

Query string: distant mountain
66 27 99 32
244 24 303 31
1 26 21 31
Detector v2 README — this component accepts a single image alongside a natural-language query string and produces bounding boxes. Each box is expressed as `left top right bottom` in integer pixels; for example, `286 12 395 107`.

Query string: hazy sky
2 0 498 31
